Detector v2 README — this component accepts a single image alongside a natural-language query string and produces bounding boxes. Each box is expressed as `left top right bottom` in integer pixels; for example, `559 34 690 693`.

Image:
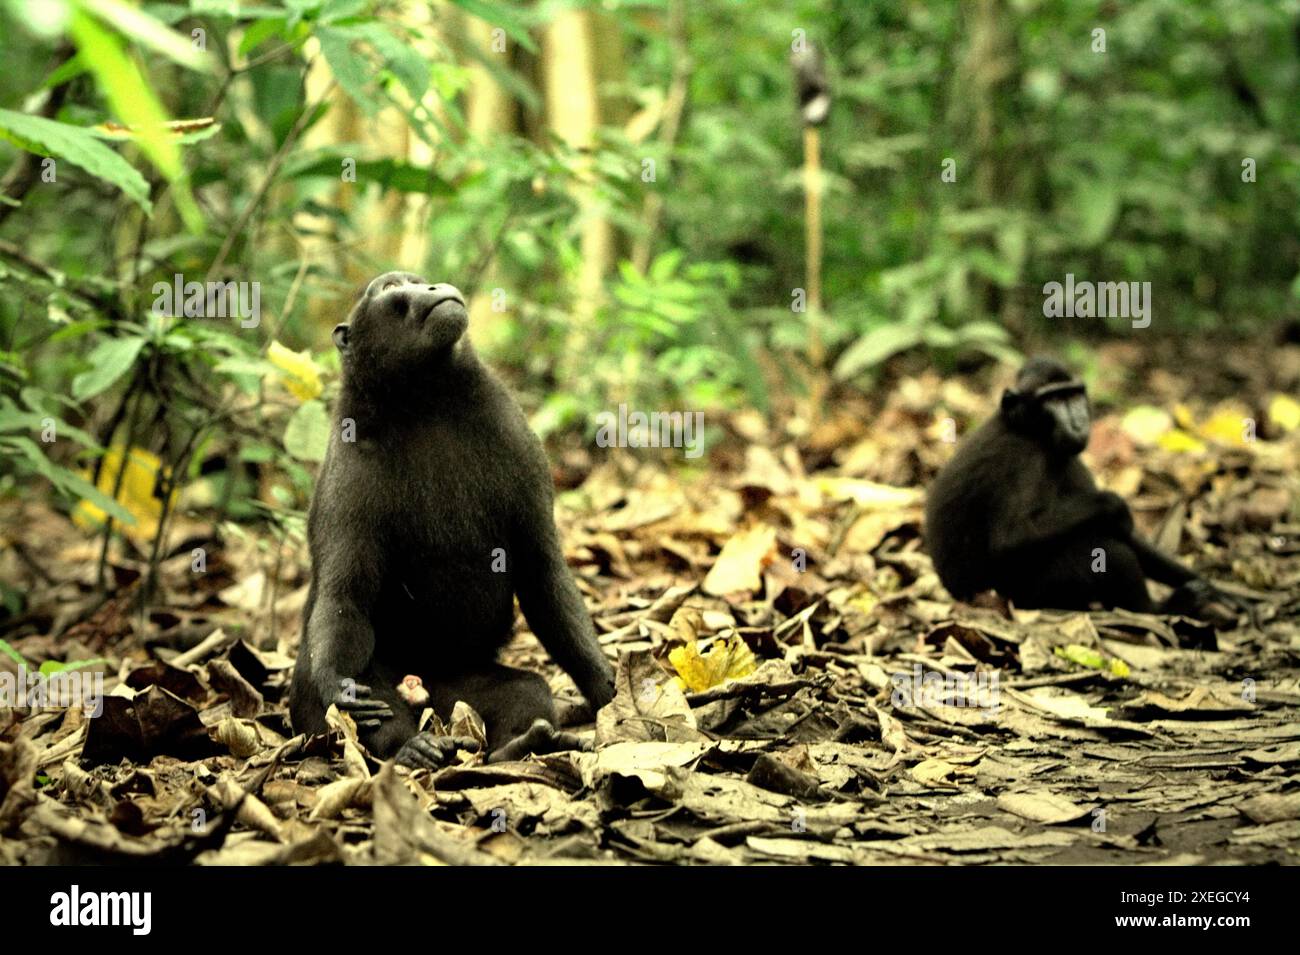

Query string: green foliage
0 108 151 210
65 0 212 230
674 0 1299 372
283 399 329 462
0 0 1295 545
605 251 759 408
0 637 105 674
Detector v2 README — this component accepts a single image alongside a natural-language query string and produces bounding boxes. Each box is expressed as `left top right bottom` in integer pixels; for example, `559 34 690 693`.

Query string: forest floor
2 339 1299 865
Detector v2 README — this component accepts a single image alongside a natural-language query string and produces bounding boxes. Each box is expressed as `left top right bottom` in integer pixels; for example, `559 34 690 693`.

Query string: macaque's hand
395 732 480 770
329 681 393 728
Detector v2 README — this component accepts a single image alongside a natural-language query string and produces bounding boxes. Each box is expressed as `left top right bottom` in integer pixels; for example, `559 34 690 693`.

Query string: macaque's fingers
548 730 591 752
394 732 476 769
337 698 394 720
395 735 448 770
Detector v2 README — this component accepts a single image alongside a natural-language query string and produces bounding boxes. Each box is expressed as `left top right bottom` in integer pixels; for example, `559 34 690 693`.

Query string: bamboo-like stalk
803 124 825 420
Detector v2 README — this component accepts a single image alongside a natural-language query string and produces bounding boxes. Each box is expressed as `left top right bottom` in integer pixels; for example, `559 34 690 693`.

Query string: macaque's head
1000 357 1091 456
397 674 429 707
333 272 468 389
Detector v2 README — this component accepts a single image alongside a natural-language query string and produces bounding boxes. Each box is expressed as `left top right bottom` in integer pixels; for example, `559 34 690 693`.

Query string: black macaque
925 357 1232 624
289 272 615 769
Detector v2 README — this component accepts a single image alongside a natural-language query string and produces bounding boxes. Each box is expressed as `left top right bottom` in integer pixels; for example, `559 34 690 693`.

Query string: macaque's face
332 272 468 381
1033 380 1090 454
1003 360 1091 456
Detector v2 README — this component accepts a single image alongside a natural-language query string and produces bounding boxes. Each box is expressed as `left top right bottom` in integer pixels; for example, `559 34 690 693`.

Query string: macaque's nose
427 283 465 308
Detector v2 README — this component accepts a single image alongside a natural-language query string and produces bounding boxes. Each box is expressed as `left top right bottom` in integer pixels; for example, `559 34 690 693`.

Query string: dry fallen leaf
702 525 777 595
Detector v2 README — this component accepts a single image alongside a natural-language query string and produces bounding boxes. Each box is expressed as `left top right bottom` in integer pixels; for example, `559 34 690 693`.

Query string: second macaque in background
924 357 1237 631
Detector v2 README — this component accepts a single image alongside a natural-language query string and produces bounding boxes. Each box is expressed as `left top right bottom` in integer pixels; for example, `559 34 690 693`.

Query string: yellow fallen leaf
1197 403 1254 447
848 589 879 614
1120 405 1173 446
268 341 323 401
1157 429 1206 454
702 525 776 595
669 637 757 692
814 477 923 509
1268 394 1300 433
911 758 961 786
72 445 176 542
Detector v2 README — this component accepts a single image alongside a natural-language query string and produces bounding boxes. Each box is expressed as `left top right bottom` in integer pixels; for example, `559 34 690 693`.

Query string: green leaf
1071 179 1120 247
448 0 537 53
0 108 150 211
531 392 582 439
351 23 428 102
966 247 1018 286
833 323 925 380
318 26 380 115
44 52 89 88
0 397 98 448
80 0 214 72
39 657 108 676
284 399 330 462
649 250 683 283
955 321 1012 344
921 324 958 348
1 437 137 525
68 8 202 230
0 639 26 667
72 335 146 401
238 16 287 56
283 149 454 194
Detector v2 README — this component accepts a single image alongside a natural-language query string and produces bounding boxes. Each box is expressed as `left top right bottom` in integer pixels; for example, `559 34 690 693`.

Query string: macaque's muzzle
1045 389 1090 450
410 283 466 323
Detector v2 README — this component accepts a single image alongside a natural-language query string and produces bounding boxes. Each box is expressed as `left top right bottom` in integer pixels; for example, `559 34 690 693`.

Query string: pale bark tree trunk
542 8 612 357
295 3 448 335
464 13 517 350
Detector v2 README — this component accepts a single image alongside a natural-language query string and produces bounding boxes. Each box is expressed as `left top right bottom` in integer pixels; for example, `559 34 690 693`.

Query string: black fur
289 272 614 766
925 357 1219 617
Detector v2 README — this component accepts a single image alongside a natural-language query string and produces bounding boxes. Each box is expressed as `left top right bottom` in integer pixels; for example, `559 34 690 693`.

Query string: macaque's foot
394 731 480 770
1164 579 1239 628
488 719 591 764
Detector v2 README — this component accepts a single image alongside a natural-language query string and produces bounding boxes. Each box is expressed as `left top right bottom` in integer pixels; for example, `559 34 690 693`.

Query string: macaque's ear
332 323 350 351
